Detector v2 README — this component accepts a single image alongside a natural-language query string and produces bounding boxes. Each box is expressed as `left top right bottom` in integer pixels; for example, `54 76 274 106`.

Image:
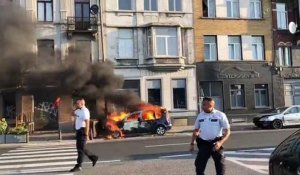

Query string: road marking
2 149 77 156
225 151 270 156
11 146 75 152
145 143 190 148
0 152 78 160
226 157 269 162
0 156 78 164
0 166 74 175
159 154 192 159
226 158 268 174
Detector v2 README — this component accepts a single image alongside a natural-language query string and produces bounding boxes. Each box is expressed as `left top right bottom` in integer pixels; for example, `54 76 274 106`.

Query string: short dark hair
202 97 214 102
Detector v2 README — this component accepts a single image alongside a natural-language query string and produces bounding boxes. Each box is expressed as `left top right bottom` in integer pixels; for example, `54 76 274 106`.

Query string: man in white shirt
190 97 231 175
70 98 98 172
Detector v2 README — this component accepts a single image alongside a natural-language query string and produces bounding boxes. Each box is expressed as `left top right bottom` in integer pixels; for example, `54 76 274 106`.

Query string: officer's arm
191 129 200 145
84 119 90 137
219 128 230 146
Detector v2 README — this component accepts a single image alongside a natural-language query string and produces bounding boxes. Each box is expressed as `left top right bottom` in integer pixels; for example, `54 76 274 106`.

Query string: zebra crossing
0 144 78 175
225 147 274 175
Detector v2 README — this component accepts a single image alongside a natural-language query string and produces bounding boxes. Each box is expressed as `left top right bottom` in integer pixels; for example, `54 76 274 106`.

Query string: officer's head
76 98 85 109
202 97 215 113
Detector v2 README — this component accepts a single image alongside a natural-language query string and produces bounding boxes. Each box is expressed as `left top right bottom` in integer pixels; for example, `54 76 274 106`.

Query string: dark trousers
195 137 225 175
76 128 96 167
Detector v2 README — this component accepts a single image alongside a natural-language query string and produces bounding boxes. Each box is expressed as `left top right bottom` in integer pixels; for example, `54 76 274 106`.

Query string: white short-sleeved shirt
194 109 230 141
74 107 90 130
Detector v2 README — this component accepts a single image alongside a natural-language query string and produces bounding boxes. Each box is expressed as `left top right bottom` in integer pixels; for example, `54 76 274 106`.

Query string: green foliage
8 124 28 135
0 118 8 135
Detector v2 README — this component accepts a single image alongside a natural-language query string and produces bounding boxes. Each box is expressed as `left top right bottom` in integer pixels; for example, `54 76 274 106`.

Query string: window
37 39 55 64
276 3 288 29
278 47 292 66
169 0 182 12
227 0 239 18
204 36 217 61
286 107 300 114
252 36 264 60
228 36 242 60
255 84 269 107
119 0 132 10
147 80 161 106
37 0 53 22
250 0 262 18
172 79 186 109
118 29 134 59
123 80 140 97
155 28 178 56
145 0 157 11
203 0 216 17
230 84 245 108
146 28 153 56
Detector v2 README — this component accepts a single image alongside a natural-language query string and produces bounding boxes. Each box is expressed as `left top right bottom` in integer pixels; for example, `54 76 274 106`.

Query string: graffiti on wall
35 102 58 119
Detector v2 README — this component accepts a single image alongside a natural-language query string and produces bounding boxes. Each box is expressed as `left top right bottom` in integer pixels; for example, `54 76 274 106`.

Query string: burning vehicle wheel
155 126 166 136
111 131 121 139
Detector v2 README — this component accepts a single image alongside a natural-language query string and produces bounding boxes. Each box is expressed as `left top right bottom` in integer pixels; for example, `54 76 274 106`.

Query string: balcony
144 57 187 71
67 17 98 35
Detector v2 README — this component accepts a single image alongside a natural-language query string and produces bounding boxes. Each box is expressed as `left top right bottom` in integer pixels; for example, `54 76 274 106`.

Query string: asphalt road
84 128 298 161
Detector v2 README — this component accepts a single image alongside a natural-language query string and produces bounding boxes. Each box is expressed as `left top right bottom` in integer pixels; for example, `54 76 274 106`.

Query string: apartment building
101 0 198 125
194 0 275 122
271 0 300 107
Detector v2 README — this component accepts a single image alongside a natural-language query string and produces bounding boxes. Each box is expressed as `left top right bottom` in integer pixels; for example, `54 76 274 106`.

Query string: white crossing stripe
159 154 192 159
225 147 274 175
0 166 74 175
0 156 78 164
2 149 77 156
0 152 77 160
11 146 75 152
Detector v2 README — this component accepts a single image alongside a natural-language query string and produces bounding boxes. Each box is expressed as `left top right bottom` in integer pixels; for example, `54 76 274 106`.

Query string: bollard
26 132 29 143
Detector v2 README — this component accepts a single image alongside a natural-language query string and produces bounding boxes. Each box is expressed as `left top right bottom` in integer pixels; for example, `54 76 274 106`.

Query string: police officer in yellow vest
190 97 231 175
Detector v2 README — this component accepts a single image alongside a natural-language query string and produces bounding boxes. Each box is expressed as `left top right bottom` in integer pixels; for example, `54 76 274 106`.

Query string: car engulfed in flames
105 104 172 139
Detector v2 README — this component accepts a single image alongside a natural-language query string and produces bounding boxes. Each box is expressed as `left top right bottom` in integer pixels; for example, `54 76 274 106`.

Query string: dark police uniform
74 107 97 168
194 109 230 175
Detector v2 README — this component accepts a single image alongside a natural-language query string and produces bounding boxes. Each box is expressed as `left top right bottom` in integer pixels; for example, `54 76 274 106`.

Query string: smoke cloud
0 3 141 110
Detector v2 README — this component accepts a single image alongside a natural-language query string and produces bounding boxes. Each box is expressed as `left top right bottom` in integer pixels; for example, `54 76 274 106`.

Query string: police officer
70 98 98 172
190 97 231 175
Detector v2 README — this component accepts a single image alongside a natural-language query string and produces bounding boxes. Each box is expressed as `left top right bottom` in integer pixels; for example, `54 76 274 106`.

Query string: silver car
253 106 300 129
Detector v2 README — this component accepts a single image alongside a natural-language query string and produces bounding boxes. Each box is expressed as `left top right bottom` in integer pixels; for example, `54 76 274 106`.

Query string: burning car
105 105 172 139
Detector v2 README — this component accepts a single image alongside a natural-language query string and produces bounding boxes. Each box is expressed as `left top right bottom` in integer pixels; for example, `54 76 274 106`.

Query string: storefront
197 62 281 122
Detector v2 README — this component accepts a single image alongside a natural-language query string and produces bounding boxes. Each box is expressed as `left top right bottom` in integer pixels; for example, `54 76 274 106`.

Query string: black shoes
91 156 99 167
69 165 82 172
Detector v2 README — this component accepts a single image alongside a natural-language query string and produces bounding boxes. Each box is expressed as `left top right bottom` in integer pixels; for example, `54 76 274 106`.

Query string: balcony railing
67 17 98 33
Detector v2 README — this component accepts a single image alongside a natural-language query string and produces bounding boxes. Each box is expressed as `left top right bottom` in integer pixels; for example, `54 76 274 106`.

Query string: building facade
101 0 198 125
194 0 276 122
0 0 102 131
271 0 300 107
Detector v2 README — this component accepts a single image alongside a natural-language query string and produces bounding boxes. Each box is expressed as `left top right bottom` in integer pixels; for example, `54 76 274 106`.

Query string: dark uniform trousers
195 137 225 175
76 128 96 167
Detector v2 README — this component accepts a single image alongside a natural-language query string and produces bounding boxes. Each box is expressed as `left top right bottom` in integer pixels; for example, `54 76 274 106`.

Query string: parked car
253 106 300 129
111 110 172 138
269 129 300 175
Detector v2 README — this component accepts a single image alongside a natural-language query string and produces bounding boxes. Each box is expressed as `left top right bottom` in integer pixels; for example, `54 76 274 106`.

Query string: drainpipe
99 0 105 62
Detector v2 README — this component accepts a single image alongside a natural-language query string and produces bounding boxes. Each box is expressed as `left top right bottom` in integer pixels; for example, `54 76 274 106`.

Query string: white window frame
252 36 264 60
37 0 53 22
203 0 216 17
250 0 262 19
119 0 133 10
227 0 239 18
204 36 217 61
230 84 245 108
255 84 269 108
155 28 178 57
278 47 292 66
169 0 182 12
276 3 288 29
228 36 242 60
144 0 157 11
118 29 134 59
